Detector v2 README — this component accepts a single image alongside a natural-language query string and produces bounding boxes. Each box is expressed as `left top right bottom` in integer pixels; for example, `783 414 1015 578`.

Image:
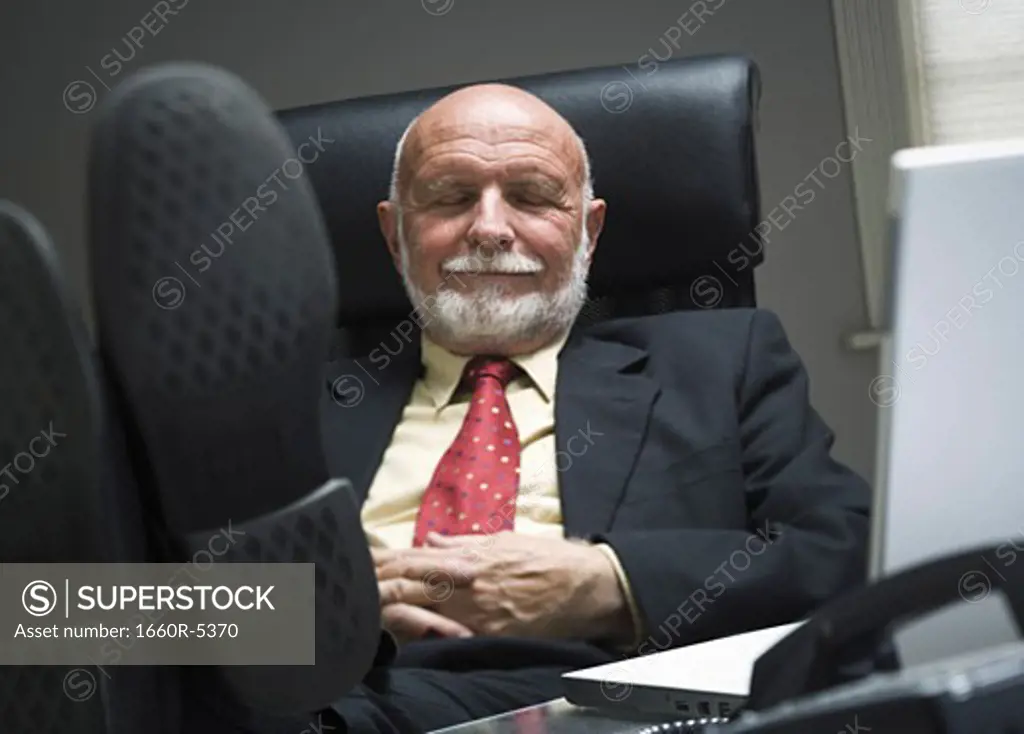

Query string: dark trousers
330 636 617 733
181 637 615 734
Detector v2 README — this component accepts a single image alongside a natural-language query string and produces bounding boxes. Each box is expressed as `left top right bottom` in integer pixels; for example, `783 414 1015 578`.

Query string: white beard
398 218 591 353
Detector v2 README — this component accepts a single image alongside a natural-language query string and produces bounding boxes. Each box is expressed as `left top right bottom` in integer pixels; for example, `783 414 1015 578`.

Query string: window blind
911 0 1024 144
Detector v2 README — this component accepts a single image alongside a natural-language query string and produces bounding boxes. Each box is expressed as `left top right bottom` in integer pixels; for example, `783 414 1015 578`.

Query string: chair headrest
277 53 762 325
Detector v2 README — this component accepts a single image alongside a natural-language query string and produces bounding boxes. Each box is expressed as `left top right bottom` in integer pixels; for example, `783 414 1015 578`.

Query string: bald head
388 84 593 205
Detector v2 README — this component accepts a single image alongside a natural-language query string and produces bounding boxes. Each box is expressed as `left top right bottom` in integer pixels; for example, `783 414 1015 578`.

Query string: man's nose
467 189 514 249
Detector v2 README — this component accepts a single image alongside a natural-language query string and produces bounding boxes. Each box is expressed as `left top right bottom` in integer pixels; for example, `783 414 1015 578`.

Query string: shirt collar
420 331 567 410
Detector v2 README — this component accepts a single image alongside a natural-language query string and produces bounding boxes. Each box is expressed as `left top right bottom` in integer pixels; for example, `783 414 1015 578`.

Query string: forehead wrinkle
418 148 571 181
396 93 585 201
417 119 571 154
411 141 578 200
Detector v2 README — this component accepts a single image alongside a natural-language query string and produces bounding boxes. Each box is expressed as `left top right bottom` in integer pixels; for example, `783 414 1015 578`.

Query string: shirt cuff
594 543 645 649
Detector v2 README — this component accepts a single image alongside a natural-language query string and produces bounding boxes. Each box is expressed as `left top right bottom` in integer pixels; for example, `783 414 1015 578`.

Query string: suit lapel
554 333 660 537
319 346 421 506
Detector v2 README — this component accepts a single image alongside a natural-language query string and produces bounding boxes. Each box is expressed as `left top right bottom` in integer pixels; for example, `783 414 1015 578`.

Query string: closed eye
433 192 473 206
512 192 549 206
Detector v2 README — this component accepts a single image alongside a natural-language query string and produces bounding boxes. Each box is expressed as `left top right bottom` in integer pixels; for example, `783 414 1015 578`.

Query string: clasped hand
373 531 628 645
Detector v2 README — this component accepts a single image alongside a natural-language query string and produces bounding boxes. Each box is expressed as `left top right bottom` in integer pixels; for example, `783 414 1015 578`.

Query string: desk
432 697 722 733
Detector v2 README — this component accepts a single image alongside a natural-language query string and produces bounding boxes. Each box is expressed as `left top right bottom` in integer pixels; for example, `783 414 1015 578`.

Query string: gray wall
0 0 879 481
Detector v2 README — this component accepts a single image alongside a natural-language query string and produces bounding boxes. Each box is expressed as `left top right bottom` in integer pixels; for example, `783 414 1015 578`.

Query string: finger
424 532 460 547
376 553 478 584
379 577 434 607
425 531 511 549
383 603 473 639
373 550 437 579
370 546 404 566
381 603 431 642
380 566 463 606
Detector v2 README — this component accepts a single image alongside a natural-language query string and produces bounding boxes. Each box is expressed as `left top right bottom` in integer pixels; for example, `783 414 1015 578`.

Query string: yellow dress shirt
361 332 644 644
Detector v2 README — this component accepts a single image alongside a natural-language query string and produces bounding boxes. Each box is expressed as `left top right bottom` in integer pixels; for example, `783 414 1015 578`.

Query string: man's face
403 126 583 296
380 102 605 355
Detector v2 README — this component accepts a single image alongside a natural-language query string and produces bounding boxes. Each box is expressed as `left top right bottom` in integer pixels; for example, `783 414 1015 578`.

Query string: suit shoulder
575 309 787 375
590 307 783 341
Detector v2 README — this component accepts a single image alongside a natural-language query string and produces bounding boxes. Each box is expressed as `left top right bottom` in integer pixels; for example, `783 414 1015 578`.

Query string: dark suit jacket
320 307 871 670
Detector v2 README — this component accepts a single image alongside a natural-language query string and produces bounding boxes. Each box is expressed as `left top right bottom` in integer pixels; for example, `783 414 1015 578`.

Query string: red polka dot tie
412 357 522 548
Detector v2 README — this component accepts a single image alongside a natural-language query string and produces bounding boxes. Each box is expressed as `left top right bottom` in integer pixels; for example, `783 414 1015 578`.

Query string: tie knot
463 357 520 389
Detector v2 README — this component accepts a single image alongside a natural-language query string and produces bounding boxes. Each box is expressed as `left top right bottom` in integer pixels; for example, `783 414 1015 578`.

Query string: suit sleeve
590 309 871 650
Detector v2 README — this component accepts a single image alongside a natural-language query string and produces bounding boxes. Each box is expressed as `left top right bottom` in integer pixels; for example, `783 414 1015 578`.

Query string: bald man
321 84 871 731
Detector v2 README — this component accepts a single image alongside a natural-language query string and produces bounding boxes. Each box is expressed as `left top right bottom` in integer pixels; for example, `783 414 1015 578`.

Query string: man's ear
377 200 402 271
585 198 607 263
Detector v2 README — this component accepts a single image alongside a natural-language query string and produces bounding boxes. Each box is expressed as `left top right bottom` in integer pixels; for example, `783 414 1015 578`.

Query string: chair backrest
276 53 763 356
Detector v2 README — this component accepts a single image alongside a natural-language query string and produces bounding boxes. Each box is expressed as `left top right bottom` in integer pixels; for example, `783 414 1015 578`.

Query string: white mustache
442 251 544 275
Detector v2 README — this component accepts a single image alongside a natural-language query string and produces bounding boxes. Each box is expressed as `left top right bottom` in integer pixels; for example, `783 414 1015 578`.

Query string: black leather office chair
276 53 763 357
